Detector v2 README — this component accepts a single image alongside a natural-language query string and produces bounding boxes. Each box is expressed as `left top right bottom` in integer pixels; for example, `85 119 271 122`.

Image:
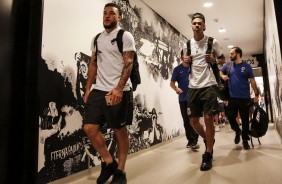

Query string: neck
235 59 242 64
182 62 189 67
105 28 114 33
194 33 204 41
105 26 118 33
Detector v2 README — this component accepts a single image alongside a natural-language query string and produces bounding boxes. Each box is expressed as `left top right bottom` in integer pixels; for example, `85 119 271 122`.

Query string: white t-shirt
90 27 136 91
183 35 223 89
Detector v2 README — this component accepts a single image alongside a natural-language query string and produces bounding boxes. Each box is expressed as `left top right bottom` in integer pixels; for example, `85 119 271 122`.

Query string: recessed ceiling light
219 28 226 33
228 45 234 49
203 2 213 8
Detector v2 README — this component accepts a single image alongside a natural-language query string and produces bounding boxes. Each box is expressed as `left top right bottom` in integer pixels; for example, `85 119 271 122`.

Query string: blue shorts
187 85 219 118
84 89 132 128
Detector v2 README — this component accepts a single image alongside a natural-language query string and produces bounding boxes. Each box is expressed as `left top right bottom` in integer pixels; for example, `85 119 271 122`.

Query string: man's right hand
84 90 90 103
175 87 183 94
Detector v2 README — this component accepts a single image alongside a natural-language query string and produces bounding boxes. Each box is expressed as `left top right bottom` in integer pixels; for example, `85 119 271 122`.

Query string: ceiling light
228 45 234 49
219 28 226 33
203 2 213 8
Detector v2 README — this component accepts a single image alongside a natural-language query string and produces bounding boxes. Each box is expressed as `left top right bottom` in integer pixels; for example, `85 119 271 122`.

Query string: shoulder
244 62 253 71
175 64 182 69
122 30 135 44
243 61 252 67
93 31 106 44
173 64 182 73
212 37 221 46
122 30 134 39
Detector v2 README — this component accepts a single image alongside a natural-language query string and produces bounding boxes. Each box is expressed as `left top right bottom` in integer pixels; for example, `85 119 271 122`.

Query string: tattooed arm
107 51 134 105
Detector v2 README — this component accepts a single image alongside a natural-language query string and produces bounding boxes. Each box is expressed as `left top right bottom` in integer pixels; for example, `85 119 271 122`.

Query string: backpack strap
116 29 125 54
227 61 232 76
186 40 191 56
206 37 214 54
93 33 101 62
186 40 191 74
93 29 125 61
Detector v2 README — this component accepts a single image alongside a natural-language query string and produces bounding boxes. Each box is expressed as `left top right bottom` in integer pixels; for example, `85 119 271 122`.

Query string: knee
114 127 128 138
83 124 97 135
189 120 197 128
204 115 213 122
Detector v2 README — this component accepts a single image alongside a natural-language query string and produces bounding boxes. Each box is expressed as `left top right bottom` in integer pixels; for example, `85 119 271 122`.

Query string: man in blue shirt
170 56 199 150
220 47 259 149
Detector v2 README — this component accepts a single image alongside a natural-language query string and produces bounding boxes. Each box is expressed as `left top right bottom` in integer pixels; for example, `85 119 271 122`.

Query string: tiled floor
50 123 282 184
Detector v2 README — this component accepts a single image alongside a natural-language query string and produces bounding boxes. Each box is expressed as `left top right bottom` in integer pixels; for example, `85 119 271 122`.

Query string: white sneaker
219 122 225 128
215 125 220 132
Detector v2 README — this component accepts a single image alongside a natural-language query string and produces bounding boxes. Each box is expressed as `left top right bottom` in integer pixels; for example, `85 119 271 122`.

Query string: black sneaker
234 131 241 144
243 140 250 150
110 169 127 184
97 160 118 184
200 152 213 171
186 141 193 148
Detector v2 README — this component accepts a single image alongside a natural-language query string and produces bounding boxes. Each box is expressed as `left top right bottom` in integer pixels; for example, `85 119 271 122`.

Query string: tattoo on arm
116 51 134 90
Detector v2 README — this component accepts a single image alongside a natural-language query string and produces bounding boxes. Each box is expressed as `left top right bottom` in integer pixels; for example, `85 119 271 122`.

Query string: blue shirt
221 61 254 98
171 64 190 102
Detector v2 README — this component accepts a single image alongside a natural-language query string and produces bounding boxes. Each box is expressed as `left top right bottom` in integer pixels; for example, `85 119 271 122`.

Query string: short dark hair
191 13 205 23
180 49 184 58
232 47 243 57
104 3 122 17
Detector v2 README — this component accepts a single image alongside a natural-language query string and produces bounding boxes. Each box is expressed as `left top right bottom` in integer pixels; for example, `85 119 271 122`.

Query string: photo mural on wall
38 0 186 182
266 33 282 138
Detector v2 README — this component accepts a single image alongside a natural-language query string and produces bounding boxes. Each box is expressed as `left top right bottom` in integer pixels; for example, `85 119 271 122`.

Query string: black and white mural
38 0 186 182
265 0 282 139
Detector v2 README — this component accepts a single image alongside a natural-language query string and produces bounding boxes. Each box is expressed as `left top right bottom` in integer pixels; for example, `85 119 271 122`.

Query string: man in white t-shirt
83 3 136 184
183 13 225 171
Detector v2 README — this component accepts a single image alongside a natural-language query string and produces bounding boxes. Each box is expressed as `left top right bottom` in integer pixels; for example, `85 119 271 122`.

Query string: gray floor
50 123 282 184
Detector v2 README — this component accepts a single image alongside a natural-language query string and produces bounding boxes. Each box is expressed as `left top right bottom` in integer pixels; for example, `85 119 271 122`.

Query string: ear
204 26 206 31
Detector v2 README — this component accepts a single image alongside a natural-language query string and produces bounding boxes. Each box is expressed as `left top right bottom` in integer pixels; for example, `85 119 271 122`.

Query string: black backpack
93 29 141 91
249 105 269 148
186 37 220 84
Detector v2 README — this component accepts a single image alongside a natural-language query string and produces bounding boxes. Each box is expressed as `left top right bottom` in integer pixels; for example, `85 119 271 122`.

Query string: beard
103 21 117 29
230 55 237 61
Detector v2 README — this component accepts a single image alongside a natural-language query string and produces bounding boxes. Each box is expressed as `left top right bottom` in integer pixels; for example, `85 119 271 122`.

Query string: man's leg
190 116 214 171
203 114 215 153
179 102 191 142
180 101 198 148
239 100 251 149
83 124 118 184
83 124 113 163
187 118 200 149
213 113 220 132
190 117 206 139
226 101 242 144
110 127 129 184
113 127 129 171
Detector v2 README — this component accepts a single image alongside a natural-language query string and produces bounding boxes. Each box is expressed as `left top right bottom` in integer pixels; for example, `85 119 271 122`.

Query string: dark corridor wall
0 0 42 183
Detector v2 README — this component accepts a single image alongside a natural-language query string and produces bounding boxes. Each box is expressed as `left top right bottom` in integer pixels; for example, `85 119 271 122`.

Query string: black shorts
84 89 132 128
187 85 219 118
